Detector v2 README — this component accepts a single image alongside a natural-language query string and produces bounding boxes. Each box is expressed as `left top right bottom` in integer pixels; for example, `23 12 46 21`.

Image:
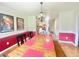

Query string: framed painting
16 17 24 30
0 13 14 33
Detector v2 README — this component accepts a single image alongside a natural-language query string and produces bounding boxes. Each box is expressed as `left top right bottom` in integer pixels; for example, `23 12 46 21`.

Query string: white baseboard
58 40 75 46
0 44 17 54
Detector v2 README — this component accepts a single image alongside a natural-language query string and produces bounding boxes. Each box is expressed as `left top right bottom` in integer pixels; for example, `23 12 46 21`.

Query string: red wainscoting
0 35 17 51
0 31 36 52
59 33 75 43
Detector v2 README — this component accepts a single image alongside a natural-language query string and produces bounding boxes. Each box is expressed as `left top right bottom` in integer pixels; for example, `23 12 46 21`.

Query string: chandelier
40 2 43 17
37 2 45 21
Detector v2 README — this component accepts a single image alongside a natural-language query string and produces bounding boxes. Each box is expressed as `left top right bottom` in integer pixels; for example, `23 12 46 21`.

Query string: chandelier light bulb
40 13 43 17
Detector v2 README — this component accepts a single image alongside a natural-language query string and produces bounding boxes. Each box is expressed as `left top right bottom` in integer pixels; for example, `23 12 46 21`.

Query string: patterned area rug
6 34 56 57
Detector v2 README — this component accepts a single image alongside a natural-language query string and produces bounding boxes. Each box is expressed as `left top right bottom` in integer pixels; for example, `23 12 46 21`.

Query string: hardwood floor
1 35 79 57
0 45 18 57
53 40 66 57
59 42 79 57
2 40 67 57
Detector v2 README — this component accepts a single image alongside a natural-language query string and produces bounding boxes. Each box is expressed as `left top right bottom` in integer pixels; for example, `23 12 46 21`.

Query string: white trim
58 40 75 46
75 32 78 46
59 31 75 33
55 35 59 39
0 30 27 38
0 44 17 54
75 14 79 47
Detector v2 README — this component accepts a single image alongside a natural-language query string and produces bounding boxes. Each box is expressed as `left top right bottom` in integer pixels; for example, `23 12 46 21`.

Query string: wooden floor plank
53 40 66 57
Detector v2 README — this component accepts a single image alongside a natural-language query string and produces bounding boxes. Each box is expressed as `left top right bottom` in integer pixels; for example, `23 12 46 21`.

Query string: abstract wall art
0 13 14 33
16 17 24 30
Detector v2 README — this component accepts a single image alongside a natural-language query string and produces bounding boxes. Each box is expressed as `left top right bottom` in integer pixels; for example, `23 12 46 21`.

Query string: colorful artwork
17 17 24 30
0 13 14 33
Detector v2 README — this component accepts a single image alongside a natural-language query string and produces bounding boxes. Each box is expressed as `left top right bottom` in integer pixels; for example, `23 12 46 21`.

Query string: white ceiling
0 2 79 16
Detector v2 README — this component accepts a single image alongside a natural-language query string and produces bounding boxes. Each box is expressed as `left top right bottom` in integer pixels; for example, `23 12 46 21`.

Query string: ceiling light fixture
36 2 46 21
40 2 43 17
39 2 45 22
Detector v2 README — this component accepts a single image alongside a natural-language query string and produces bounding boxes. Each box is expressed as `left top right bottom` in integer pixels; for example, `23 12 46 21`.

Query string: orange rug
7 34 56 57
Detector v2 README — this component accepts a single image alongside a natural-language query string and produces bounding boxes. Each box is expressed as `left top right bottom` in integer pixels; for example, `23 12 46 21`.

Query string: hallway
0 2 79 57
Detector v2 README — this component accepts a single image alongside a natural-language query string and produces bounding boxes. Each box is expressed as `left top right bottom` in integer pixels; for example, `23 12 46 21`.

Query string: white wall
55 10 75 44
49 19 55 32
54 16 60 39
58 10 76 33
27 16 36 31
46 11 58 32
55 9 79 46
0 4 28 37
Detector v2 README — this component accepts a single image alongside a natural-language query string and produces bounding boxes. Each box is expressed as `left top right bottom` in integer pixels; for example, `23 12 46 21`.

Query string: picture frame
0 13 14 33
16 17 24 30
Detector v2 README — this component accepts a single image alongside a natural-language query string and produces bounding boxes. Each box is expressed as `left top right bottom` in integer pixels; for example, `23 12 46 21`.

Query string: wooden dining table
6 34 56 57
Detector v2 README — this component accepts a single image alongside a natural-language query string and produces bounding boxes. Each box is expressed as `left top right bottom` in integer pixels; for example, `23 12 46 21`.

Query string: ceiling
0 2 79 16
